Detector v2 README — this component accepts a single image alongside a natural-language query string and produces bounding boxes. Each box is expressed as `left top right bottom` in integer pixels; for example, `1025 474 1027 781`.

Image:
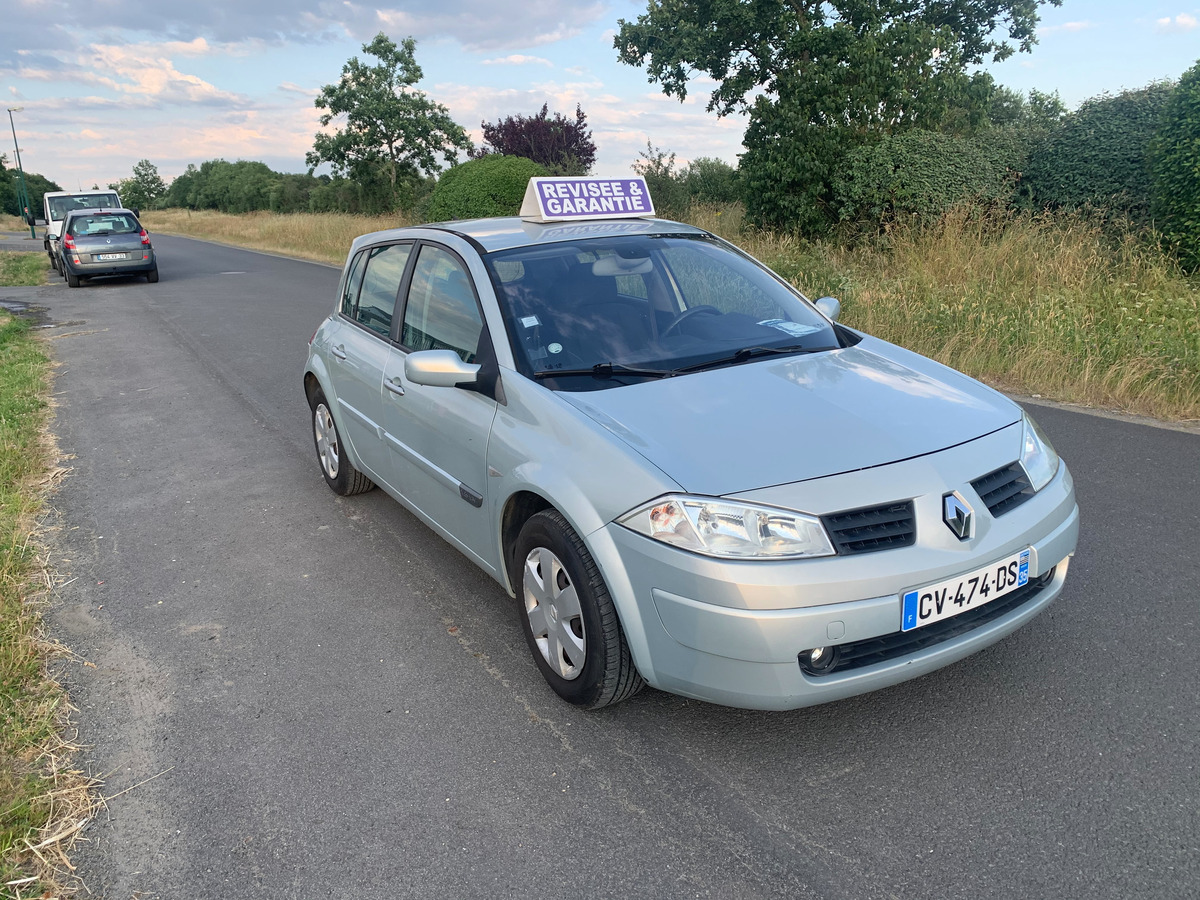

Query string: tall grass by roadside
143 209 416 266
691 204 1200 421
0 311 91 895
0 215 31 232
146 205 1199 421
0 253 50 287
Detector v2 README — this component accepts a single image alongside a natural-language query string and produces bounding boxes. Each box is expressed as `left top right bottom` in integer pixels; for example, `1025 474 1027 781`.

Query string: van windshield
48 194 120 222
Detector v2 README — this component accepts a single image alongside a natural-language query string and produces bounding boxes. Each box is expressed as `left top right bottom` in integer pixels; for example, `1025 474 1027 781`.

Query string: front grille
800 567 1056 677
971 462 1034 518
822 501 916 556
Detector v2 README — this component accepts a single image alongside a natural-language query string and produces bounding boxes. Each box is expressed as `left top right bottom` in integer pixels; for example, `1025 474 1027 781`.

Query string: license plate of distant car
96 253 126 260
901 548 1030 632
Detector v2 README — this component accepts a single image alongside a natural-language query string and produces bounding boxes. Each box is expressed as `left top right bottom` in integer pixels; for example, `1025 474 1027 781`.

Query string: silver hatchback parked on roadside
302 182 1078 711
57 208 158 287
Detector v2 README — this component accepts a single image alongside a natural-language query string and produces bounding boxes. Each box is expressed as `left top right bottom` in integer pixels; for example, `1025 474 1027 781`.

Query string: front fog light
799 646 841 675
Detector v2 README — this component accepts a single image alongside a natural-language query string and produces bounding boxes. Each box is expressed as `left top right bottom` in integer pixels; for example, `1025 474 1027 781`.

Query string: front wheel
309 387 375 496
514 510 644 709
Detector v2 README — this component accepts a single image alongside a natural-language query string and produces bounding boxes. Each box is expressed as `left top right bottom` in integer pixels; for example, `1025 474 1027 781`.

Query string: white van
43 189 123 269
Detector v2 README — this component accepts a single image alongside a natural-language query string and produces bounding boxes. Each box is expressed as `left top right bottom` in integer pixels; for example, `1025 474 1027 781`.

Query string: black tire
309 387 375 496
513 510 644 709
66 270 80 288
146 266 159 283
49 254 59 274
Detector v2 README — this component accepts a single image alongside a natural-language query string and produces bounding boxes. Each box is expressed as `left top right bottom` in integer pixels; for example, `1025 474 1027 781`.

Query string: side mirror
404 349 480 388
131 208 140 218
815 296 841 322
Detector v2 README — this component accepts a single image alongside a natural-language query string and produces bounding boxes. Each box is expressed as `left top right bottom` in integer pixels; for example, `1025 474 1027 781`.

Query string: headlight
1019 412 1060 491
618 495 835 560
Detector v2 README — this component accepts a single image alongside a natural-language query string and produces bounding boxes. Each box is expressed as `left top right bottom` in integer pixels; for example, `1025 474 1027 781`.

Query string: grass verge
145 205 1199 421
144 208 415 266
0 312 94 896
0 254 49 288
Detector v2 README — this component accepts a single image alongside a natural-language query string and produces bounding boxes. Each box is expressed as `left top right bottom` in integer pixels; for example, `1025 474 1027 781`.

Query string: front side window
401 245 484 362
354 243 412 337
484 234 840 390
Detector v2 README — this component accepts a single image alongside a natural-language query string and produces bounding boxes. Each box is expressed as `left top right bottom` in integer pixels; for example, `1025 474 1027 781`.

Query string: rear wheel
66 270 80 288
309 387 375 496
514 510 644 709
146 266 159 283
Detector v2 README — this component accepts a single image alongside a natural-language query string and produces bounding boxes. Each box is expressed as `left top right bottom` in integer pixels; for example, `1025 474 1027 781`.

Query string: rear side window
401 245 483 362
353 243 413 337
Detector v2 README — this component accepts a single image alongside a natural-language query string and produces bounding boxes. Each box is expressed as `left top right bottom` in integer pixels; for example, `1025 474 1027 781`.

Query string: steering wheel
660 305 721 339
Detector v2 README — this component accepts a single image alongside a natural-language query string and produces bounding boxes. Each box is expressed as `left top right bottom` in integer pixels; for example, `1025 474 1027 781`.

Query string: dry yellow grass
0 214 34 232
142 205 1199 421
143 209 416 266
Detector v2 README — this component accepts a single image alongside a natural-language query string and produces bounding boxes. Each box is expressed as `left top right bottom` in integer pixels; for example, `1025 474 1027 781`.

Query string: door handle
331 344 347 361
385 377 405 397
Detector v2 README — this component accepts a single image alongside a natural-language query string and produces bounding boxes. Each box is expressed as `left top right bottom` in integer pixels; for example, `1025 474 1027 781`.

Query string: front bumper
586 435 1079 710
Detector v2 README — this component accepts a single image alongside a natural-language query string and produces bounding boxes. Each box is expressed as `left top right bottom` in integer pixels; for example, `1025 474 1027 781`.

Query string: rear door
324 242 414 483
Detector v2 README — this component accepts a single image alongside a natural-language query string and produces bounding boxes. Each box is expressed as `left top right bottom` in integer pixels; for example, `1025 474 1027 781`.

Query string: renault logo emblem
943 492 974 541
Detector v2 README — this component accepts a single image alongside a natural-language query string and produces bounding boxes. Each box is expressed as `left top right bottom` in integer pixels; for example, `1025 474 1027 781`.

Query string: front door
379 243 499 573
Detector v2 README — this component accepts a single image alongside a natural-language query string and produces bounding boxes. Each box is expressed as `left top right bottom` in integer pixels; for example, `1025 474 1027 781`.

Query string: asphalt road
10 234 1199 899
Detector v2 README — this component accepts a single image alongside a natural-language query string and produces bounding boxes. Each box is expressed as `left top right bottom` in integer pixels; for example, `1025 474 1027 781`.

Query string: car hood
557 337 1019 496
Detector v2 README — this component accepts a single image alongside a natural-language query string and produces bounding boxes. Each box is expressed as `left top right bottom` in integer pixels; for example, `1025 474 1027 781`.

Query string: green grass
0 253 49 288
0 311 65 893
691 205 1200 421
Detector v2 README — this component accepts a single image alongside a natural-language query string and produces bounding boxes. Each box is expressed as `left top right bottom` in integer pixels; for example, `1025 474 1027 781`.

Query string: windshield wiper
675 344 827 374
533 362 675 380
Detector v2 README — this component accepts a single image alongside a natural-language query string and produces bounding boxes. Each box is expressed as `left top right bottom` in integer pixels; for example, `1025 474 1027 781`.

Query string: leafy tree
473 104 596 175
425 155 547 221
1 155 60 218
680 157 741 206
307 33 472 211
615 0 1061 233
108 159 166 211
1021 82 1174 223
1151 60 1200 270
631 141 690 215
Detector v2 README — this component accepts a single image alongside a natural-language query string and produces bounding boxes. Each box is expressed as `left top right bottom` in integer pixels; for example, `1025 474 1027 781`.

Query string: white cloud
1039 21 1093 35
481 55 554 67
1155 13 1198 33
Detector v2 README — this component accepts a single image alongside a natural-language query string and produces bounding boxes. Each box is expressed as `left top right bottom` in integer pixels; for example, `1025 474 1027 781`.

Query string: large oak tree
615 0 1061 231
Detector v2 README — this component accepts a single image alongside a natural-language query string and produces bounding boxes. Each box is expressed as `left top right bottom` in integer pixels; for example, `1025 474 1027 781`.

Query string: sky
2 1 1198 192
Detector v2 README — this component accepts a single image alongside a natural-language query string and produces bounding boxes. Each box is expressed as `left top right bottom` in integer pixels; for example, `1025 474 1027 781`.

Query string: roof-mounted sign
520 176 655 223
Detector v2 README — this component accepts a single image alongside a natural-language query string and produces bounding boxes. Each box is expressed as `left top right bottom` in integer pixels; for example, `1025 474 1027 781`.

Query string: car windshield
67 213 140 236
49 194 120 221
484 233 841 390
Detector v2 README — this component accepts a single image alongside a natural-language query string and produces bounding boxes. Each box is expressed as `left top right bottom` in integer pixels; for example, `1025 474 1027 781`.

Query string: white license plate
901 548 1031 632
96 253 126 260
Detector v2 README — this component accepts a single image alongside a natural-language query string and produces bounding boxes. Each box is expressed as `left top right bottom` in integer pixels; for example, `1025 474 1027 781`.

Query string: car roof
350 215 709 255
63 207 137 218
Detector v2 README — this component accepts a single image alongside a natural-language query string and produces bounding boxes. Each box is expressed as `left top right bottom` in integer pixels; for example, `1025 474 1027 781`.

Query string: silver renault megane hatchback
303 184 1078 711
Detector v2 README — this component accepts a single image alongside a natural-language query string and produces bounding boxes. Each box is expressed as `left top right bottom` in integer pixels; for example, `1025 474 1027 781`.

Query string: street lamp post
6 107 36 240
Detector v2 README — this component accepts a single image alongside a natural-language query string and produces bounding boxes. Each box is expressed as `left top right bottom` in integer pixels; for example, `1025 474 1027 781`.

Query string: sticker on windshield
758 319 823 337
521 315 541 328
